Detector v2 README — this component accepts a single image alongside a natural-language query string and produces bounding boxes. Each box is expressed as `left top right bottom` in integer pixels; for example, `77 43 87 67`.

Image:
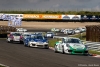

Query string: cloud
0 0 100 11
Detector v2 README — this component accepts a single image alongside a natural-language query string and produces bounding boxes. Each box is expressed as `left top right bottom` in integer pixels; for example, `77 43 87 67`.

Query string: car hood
33 39 47 42
68 43 85 49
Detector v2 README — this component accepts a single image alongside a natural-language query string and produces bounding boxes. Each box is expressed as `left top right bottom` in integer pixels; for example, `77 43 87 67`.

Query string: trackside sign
42 14 61 19
23 14 41 19
23 14 62 19
62 15 81 20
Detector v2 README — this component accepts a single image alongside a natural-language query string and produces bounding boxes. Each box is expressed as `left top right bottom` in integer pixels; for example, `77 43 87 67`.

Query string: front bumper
29 42 49 48
68 49 88 55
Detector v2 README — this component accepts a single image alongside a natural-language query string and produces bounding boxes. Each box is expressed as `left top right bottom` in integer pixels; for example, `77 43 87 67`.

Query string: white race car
16 28 27 32
24 35 49 49
45 32 55 38
54 37 89 55
7 32 23 43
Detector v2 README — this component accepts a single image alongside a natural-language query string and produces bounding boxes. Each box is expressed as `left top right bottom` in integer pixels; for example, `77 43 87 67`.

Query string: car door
58 39 64 52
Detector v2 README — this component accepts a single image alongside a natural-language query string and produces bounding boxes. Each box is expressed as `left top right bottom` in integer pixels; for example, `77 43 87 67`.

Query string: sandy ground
0 21 100 29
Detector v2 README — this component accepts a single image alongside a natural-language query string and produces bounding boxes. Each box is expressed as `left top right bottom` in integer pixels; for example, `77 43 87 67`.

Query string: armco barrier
53 36 66 39
85 42 100 52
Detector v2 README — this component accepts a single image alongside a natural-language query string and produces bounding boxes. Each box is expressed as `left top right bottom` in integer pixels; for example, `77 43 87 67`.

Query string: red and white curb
49 47 100 58
0 63 9 67
92 55 100 58
49 47 55 51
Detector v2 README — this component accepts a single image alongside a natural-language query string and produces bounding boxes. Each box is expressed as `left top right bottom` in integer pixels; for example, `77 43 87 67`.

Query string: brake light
12 36 14 39
20 36 23 39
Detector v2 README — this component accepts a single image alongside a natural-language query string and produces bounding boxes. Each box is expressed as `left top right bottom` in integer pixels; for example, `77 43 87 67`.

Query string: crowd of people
0 14 22 27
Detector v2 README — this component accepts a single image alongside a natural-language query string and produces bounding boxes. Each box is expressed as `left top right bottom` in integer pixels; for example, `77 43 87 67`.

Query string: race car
16 28 27 32
45 32 55 38
54 37 89 55
23 34 49 49
7 32 23 43
74 28 81 33
20 32 33 43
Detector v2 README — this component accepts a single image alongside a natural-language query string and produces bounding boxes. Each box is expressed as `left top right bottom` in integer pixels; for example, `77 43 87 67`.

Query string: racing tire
28 43 31 47
24 42 28 47
62 46 65 54
7 38 11 43
7 39 10 43
20 41 23 44
54 45 58 53
44 45 49 49
83 53 89 56
10 40 13 43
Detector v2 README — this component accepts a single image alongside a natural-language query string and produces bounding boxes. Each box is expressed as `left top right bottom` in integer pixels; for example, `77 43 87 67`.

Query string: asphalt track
0 29 100 67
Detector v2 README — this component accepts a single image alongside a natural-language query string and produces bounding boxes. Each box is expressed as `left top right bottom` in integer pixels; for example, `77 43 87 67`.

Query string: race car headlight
44 40 48 43
66 44 70 47
30 40 34 42
85 45 88 50
44 41 49 44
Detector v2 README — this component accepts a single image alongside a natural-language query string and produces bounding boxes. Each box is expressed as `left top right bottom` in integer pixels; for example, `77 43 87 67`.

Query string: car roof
47 32 54 33
10 32 23 34
22 32 34 34
57 37 80 40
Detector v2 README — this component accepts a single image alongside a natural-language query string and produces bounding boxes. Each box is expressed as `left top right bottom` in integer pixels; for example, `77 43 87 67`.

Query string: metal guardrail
85 42 100 52
53 36 66 38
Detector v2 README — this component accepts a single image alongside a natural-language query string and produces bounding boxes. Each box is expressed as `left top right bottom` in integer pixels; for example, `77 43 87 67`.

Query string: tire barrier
86 25 100 42
0 25 16 38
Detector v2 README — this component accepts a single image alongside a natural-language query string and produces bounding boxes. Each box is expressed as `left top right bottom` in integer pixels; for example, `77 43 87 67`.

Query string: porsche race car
23 34 49 49
54 37 89 55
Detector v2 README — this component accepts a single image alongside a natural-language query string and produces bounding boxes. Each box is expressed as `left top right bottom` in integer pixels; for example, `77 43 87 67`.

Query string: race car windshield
31 35 35 38
67 39 82 44
24 35 30 38
13 33 21 36
36 36 44 39
47 33 54 34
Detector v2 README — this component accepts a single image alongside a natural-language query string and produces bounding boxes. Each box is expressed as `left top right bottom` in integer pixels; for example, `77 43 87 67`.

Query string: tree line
0 11 100 15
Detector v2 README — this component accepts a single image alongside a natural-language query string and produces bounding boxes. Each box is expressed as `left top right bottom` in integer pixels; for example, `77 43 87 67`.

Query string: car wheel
24 42 28 47
28 42 31 47
7 38 10 43
44 45 49 49
20 41 23 44
62 46 65 54
83 53 89 56
54 45 58 53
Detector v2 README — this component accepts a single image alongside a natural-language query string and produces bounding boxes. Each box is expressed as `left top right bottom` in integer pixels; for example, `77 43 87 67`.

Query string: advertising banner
23 14 62 19
70 15 81 20
5 14 23 19
89 15 98 20
0 13 3 19
62 15 81 20
23 14 41 19
81 15 90 20
62 15 70 20
98 15 100 20
42 14 61 19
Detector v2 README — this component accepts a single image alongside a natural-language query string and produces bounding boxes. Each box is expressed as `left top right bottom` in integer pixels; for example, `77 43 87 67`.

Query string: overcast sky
0 0 100 11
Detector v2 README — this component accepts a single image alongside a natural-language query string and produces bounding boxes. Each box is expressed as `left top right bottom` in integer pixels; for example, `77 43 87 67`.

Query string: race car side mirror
59 41 62 43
